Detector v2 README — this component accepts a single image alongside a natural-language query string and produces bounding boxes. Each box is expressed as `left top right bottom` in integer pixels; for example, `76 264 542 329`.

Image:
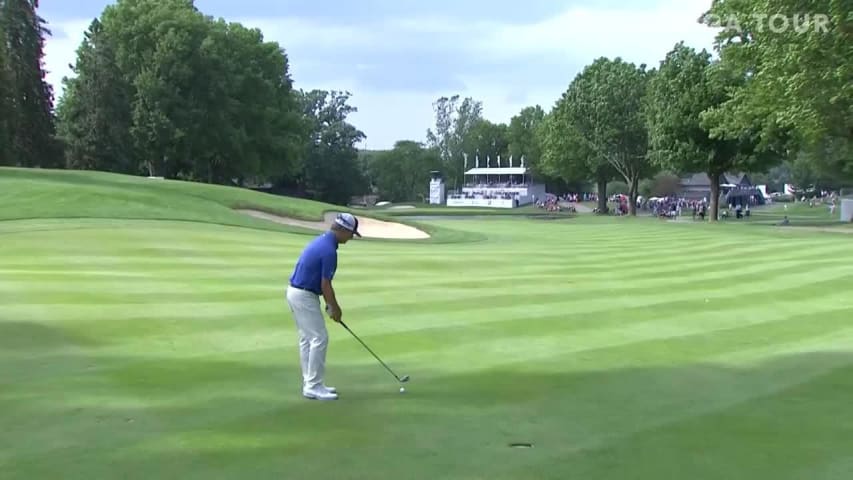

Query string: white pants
285 285 328 390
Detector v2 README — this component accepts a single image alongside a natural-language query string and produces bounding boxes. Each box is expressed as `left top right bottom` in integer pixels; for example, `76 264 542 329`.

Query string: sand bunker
237 209 430 239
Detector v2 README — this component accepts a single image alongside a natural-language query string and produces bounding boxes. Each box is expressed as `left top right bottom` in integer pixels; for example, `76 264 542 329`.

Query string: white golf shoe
303 386 338 400
302 383 337 394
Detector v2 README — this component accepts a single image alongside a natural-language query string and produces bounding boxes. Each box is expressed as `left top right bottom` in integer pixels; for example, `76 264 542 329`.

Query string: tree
507 105 546 173
789 137 853 192
187 19 305 184
644 171 683 197
462 119 509 166
645 42 780 221
0 12 11 165
56 18 135 173
426 95 483 189
699 0 851 157
539 108 615 213
509 104 571 192
1 0 60 167
56 0 305 184
541 58 650 214
425 95 458 167
367 140 441 202
749 163 791 193
297 89 367 205
559 57 652 215
125 3 209 179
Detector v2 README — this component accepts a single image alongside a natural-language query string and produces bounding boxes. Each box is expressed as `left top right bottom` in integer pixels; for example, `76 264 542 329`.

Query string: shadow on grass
2 319 852 480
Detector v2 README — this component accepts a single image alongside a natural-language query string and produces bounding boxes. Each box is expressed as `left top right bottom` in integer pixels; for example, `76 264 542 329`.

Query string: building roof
725 173 753 186
464 167 528 175
681 172 711 187
681 172 753 188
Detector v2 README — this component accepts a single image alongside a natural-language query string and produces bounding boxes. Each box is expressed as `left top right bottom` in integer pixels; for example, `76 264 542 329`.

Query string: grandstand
446 161 546 208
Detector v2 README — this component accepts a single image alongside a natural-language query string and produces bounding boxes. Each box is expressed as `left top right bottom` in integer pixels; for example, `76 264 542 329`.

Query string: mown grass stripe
3 168 853 480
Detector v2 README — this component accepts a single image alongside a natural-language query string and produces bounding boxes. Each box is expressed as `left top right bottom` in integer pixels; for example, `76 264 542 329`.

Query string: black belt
290 284 320 295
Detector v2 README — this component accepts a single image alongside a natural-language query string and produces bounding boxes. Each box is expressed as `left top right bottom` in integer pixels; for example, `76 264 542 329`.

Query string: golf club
339 320 409 383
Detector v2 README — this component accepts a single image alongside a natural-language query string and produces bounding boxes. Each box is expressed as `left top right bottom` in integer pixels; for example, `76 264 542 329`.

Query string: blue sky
40 0 719 150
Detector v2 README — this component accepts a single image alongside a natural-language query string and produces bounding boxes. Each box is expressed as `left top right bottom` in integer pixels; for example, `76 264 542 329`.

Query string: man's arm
321 278 341 321
320 253 341 322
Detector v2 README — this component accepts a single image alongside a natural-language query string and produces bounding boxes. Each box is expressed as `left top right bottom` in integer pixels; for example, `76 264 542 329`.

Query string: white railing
447 197 516 208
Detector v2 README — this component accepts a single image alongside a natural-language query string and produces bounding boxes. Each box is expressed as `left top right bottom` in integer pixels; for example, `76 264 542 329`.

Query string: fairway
2 170 853 479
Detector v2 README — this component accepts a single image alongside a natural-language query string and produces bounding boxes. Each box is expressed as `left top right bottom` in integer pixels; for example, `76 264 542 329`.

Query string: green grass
747 201 851 227
0 167 480 243
2 168 853 479
365 203 575 217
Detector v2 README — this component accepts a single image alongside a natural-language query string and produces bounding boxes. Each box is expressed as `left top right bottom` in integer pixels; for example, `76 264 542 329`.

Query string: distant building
445 165 547 208
680 173 714 201
679 172 763 205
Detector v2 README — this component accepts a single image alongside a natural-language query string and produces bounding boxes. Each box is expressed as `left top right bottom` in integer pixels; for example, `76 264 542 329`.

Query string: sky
39 0 720 150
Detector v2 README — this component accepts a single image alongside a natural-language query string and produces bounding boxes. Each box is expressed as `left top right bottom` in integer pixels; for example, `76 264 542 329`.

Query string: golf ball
399 387 406 393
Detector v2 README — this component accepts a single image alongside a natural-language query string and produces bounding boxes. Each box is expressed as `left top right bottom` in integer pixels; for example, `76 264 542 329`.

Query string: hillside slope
0 167 476 242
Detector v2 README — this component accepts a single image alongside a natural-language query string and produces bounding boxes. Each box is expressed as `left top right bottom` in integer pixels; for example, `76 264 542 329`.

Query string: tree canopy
4 0 850 209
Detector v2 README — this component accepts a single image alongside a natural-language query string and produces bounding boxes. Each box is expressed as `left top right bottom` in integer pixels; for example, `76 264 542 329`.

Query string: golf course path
235 209 431 239
562 201 593 213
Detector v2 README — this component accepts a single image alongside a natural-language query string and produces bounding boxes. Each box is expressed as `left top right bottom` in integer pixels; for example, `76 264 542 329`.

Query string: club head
399 375 410 383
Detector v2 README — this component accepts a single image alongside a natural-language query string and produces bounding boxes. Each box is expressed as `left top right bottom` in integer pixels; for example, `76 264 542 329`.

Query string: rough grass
1 168 852 479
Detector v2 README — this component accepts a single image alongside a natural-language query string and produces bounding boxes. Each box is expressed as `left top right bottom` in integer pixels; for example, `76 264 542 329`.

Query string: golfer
286 212 361 400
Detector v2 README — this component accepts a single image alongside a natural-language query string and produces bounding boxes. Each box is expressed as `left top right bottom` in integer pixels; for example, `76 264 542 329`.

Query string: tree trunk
628 175 639 216
708 171 721 222
596 177 608 214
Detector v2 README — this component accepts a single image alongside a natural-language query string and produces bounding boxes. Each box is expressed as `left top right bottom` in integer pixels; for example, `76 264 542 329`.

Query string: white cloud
469 0 717 66
41 1 721 149
236 17 381 51
244 0 720 148
42 19 90 98
383 15 493 35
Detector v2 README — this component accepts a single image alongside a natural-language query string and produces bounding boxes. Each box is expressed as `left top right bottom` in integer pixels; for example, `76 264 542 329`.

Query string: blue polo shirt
289 231 338 294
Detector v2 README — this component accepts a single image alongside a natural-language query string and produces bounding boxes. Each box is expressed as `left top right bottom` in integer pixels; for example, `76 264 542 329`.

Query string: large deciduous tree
539 107 615 213
461 119 509 167
297 89 367 205
56 0 305 185
699 0 851 157
645 42 780 221
541 57 650 214
566 57 652 215
367 140 441 202
426 95 483 189
507 105 545 171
